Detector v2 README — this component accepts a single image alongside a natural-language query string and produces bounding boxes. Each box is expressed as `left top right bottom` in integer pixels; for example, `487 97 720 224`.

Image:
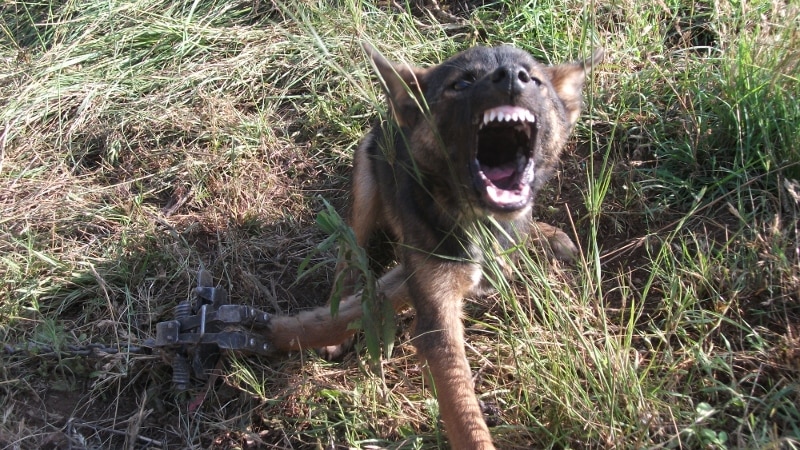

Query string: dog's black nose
491 65 531 96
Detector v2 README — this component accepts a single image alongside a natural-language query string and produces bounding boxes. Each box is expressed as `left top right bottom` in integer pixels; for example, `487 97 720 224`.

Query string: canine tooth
514 122 531 139
517 152 527 169
489 110 497 122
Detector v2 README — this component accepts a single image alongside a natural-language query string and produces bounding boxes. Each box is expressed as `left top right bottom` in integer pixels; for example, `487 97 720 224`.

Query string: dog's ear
362 42 428 126
543 49 604 127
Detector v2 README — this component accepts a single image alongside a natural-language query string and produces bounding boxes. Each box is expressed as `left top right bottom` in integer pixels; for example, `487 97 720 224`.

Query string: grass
1 0 798 448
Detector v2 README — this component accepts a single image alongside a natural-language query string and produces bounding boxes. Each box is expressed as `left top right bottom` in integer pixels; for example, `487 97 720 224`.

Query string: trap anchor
153 270 274 391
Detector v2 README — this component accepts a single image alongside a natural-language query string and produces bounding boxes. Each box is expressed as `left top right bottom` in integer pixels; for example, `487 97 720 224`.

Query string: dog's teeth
514 122 531 139
480 107 535 126
517 152 527 170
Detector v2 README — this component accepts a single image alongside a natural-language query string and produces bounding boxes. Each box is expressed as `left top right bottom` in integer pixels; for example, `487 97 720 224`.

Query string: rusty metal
2 268 275 393
2 342 149 357
151 268 274 391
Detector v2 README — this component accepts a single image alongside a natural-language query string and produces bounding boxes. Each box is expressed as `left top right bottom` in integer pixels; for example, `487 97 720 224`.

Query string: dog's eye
451 77 473 91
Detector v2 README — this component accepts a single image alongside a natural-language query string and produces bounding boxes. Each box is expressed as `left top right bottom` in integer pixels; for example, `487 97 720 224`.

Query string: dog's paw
547 230 578 261
531 221 578 261
316 336 355 360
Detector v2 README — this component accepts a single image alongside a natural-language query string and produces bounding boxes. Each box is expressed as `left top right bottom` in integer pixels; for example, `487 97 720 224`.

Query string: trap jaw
153 269 275 391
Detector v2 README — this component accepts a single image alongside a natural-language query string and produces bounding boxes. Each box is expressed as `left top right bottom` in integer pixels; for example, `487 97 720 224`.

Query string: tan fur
531 220 579 261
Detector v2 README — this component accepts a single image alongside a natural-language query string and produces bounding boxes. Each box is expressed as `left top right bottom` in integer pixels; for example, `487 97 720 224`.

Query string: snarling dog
265 43 602 449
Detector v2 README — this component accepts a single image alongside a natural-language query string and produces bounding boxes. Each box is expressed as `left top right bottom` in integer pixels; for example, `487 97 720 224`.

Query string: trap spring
153 269 275 391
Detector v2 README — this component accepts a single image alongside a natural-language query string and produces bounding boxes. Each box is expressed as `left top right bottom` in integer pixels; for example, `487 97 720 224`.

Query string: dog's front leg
408 256 495 450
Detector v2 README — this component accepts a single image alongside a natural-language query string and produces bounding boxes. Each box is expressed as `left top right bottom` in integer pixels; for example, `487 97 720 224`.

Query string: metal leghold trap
153 269 275 391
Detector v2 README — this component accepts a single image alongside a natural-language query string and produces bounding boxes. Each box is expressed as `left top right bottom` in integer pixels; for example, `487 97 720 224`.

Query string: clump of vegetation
1 0 797 448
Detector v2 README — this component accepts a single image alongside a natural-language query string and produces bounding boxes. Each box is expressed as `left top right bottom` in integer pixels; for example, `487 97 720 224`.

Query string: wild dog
265 43 602 449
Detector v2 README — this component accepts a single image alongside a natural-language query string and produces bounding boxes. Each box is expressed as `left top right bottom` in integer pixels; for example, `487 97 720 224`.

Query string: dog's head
365 43 602 218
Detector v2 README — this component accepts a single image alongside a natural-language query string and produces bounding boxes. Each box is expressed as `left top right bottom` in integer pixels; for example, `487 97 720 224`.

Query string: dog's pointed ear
544 49 604 127
362 42 428 125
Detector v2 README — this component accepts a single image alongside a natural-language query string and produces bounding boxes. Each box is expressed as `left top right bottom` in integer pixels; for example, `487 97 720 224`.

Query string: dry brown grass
1 1 798 449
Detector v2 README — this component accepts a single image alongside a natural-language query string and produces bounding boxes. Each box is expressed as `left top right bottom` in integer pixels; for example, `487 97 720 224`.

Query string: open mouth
472 105 536 211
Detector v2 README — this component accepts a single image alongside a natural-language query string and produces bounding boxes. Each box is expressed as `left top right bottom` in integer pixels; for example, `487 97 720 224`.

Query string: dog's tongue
482 164 516 187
